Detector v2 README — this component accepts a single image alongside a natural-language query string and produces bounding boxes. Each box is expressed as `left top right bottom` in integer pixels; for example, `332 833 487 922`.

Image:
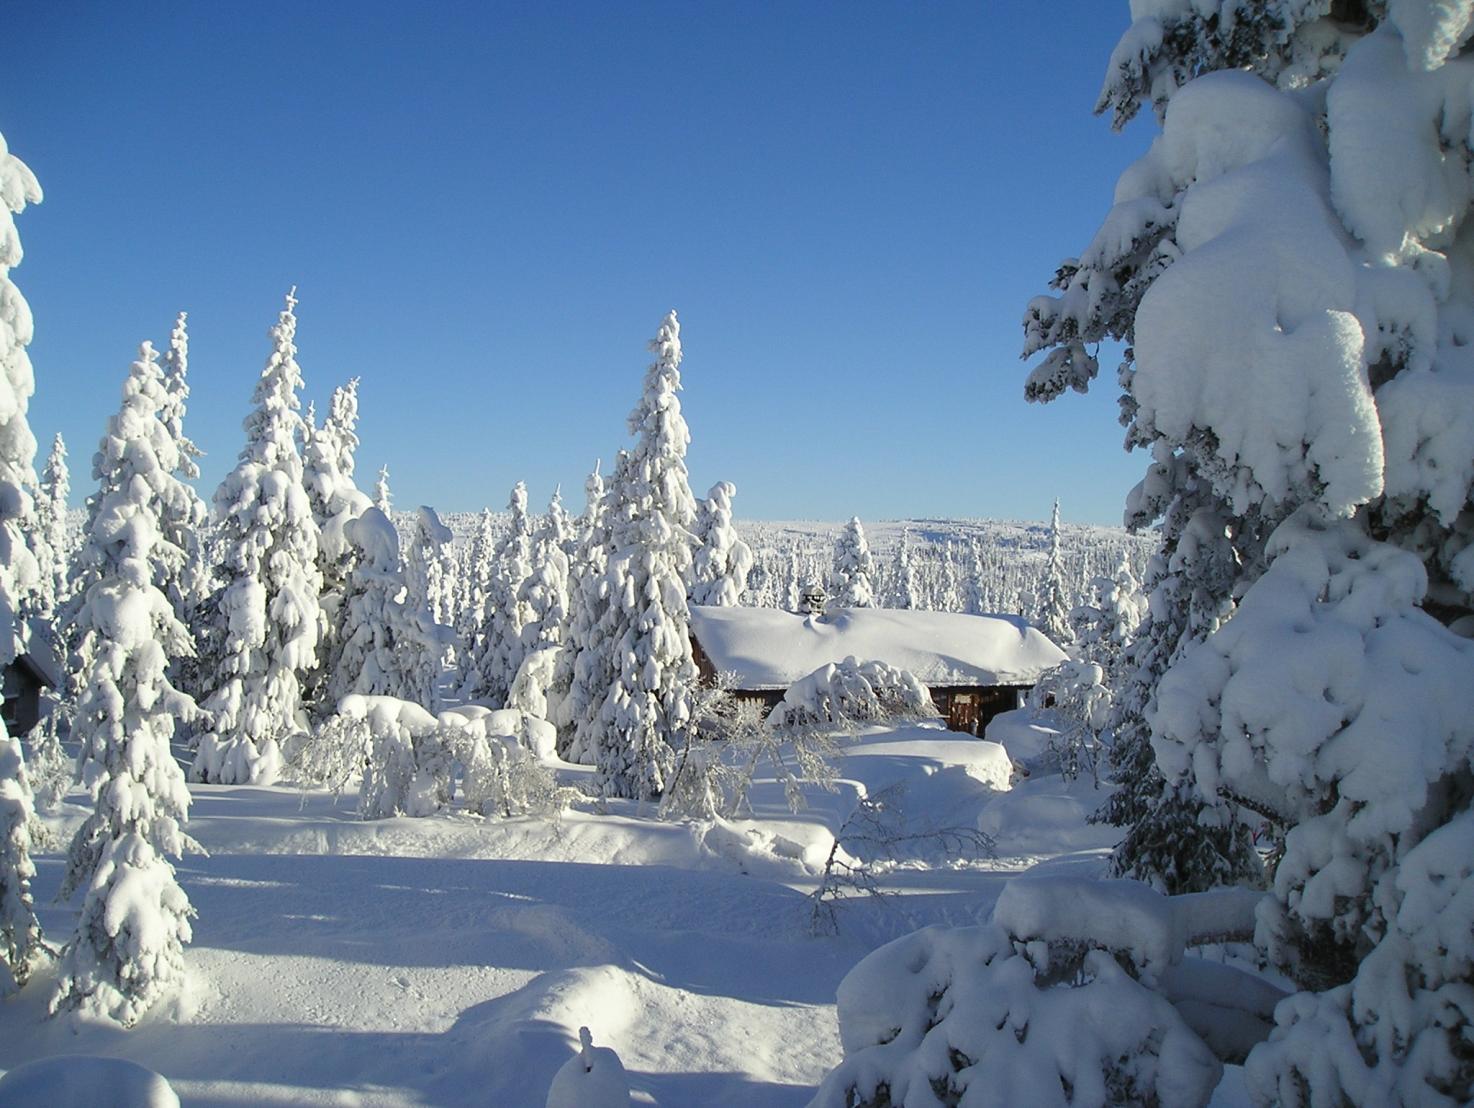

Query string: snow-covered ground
2 715 1136 1106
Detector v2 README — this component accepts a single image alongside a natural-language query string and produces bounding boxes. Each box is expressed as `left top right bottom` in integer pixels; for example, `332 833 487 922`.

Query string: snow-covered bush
285 710 371 796
293 695 571 822
24 705 70 814
457 724 571 821
339 695 446 820
660 673 839 821
768 656 935 733
808 783 995 936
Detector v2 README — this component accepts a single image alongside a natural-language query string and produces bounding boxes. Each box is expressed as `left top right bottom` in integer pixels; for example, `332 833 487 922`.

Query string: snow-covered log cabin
1 625 61 736
688 606 1066 735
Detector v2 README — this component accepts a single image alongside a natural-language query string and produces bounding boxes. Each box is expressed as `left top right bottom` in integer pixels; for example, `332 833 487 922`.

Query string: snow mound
546 1026 631 1108
0 1055 179 1107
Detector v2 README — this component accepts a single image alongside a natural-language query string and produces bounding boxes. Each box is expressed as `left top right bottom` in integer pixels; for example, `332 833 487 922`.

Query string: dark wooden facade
930 684 1029 736
2 652 56 736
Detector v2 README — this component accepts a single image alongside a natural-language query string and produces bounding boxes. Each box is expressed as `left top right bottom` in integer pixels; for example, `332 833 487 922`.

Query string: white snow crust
689 606 1066 690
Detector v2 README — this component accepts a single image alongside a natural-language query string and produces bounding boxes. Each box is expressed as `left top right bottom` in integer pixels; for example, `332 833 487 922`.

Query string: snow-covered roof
689 606 1066 691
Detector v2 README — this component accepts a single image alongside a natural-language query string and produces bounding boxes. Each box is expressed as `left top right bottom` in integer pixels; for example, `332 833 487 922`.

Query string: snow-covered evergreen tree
1033 499 1073 647
372 464 392 517
454 509 496 665
30 433 69 623
301 378 372 715
519 490 571 655
0 731 39 996
591 313 700 799
155 311 211 624
827 516 876 610
463 482 534 705
557 460 612 761
0 133 44 996
53 341 199 1026
890 528 919 609
964 536 988 615
193 290 322 785
400 505 454 708
1070 555 1146 680
1026 5 1474 1099
690 480 752 607
327 507 438 707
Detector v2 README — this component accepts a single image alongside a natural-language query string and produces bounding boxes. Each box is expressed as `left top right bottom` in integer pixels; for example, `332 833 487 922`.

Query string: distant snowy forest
5 2 1474 1107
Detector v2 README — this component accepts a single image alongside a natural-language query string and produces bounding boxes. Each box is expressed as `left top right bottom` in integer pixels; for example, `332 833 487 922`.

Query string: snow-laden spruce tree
1024 4 1474 1100
890 528 919 609
0 730 40 997
372 464 392 517
690 480 753 606
400 505 454 708
30 432 69 623
326 507 437 707
557 460 613 761
1070 555 1146 678
1032 499 1074 646
828 515 877 610
301 378 372 715
155 312 211 623
0 133 44 997
454 508 496 663
520 490 572 655
463 482 534 705
193 290 322 784
592 312 700 799
53 341 199 1026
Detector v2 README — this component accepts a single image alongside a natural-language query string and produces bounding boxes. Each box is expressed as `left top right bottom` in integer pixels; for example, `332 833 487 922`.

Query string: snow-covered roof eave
689 605 1067 691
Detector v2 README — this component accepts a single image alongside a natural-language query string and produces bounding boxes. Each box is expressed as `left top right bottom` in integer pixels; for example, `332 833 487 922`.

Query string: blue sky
8 2 1154 527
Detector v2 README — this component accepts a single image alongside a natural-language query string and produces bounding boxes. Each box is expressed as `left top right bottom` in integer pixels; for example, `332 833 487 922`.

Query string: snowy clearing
0 715 1160 1107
